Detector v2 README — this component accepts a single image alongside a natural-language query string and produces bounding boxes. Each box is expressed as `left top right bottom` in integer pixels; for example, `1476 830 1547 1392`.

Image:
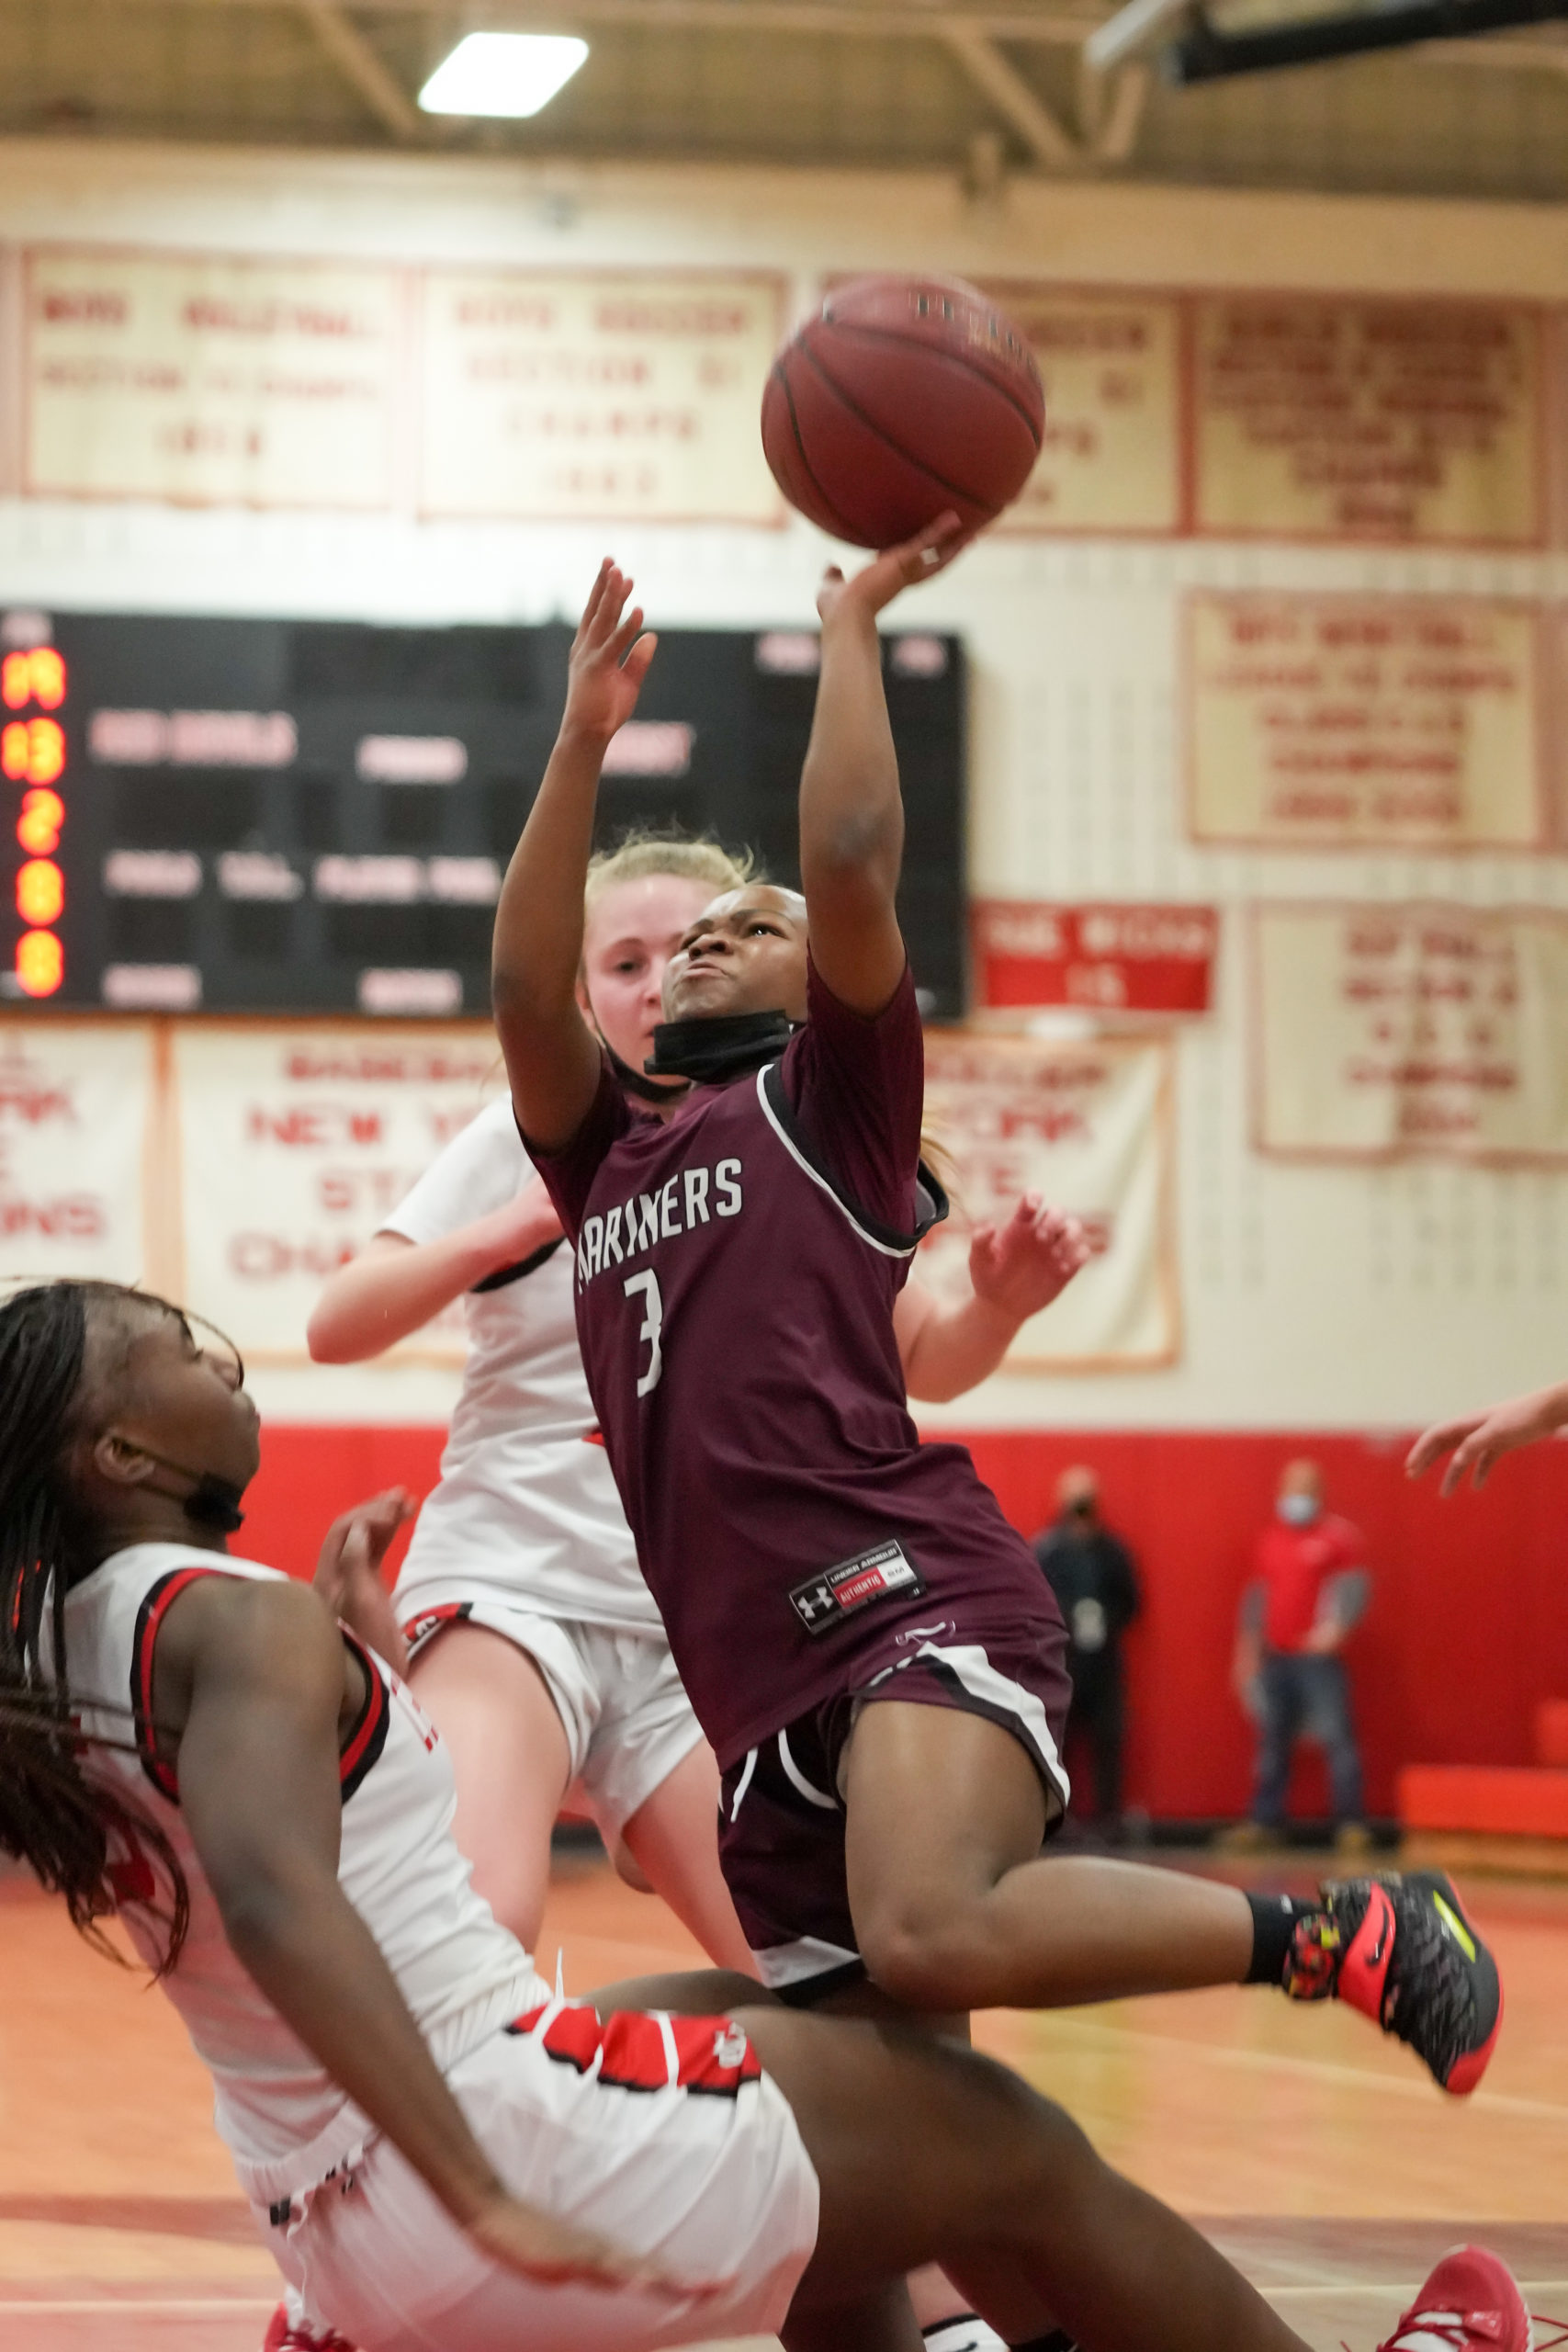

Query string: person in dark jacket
1032 1467 1142 1838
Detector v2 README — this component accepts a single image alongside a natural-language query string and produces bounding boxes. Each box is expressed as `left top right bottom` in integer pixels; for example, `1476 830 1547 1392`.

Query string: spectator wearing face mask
1225 1457 1372 1857
1032 1465 1142 1838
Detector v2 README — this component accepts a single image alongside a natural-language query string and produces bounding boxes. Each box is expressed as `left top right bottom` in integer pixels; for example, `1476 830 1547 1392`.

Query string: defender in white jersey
309 836 1090 1973
0 1273 1496 2352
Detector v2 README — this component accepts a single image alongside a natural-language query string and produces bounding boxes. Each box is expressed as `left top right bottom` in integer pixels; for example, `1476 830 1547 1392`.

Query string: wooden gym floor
0 1853 1563 2352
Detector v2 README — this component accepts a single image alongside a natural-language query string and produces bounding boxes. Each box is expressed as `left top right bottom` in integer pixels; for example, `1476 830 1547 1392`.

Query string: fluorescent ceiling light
419 32 589 118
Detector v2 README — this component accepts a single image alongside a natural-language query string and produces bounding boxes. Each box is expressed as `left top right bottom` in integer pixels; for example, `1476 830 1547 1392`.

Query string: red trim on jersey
107 1846 156 1905
581 1429 606 1449
670 2013 763 2098
599 2011 670 2094
337 1630 390 1803
503 2004 760 2099
400 1599 473 1661
130 1566 222 1801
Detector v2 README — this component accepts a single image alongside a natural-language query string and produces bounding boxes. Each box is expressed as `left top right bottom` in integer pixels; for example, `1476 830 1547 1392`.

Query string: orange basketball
761 274 1044 548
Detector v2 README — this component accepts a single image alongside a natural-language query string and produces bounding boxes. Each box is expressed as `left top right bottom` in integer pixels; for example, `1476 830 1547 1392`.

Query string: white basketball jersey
58 1542 543 2209
384 1096 659 1633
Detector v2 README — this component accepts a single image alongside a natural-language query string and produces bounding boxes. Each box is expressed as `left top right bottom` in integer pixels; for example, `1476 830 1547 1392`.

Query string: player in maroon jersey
491 531 1501 2131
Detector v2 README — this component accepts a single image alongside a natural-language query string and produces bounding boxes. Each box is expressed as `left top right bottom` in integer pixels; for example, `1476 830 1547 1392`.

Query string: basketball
761 273 1044 548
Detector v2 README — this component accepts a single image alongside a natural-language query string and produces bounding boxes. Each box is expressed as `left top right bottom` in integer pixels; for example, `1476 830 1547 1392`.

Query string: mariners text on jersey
575 1158 743 1286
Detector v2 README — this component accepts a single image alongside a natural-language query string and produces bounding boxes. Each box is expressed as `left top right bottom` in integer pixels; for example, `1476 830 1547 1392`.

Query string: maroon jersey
530 959 1064 1768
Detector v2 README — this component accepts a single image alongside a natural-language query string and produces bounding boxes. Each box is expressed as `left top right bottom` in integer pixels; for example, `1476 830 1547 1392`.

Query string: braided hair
0 1279 189 1973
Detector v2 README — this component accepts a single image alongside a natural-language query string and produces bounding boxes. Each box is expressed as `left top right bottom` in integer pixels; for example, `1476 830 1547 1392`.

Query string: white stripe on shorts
753 1934 863 1992
895 1640 1071 1815
776 1727 839 1811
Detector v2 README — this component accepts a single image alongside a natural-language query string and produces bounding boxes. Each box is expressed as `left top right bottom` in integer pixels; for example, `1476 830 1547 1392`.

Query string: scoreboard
0 608 967 1022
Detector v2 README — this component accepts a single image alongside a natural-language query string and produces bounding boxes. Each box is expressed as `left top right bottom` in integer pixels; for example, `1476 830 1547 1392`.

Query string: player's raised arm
1407 1375 1568 1496
492 563 657 1151
799 513 964 1015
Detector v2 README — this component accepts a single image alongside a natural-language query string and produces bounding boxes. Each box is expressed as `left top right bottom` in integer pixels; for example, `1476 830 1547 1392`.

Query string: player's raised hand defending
816 509 967 629
315 1487 416 1670
1406 1380 1568 1497
562 561 658 745
465 2187 716 2301
968 1193 1091 1325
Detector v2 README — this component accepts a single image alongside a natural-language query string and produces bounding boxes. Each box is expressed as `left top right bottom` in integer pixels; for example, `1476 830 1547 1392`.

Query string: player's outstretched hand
465 2188 716 2301
562 560 658 744
315 1487 416 1669
817 510 968 629
969 1193 1092 1324
1406 1385 1568 1497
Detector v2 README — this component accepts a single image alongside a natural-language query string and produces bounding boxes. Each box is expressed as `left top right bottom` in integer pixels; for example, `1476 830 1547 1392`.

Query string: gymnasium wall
246 1419 1568 1820
4 138 1568 1813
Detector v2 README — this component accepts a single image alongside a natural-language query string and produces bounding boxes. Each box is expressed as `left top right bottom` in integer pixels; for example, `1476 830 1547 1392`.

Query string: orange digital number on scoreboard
1 648 65 711
6 646 67 997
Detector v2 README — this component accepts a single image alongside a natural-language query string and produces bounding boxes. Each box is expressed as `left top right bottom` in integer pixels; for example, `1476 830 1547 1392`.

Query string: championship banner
420 269 784 523
1191 295 1541 546
1252 902 1568 1161
0 1020 157 1285
172 1024 500 1359
919 1032 1177 1369
24 248 402 509
1187 593 1543 851
979 287 1181 536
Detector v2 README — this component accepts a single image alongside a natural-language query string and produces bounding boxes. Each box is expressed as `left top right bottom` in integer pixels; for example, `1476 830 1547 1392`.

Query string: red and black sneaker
1283 1871 1502 2095
262 2306 358 2352
1373 2245 1566 2350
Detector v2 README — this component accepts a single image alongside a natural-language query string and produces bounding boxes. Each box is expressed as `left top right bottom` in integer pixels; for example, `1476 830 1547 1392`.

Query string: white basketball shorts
261 1996 819 2352
399 1594 705 1837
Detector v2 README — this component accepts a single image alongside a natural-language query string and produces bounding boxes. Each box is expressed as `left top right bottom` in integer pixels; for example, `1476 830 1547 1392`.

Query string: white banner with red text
0 1019 160 1285
1252 901 1568 1162
171 1024 502 1359
918 1031 1178 1369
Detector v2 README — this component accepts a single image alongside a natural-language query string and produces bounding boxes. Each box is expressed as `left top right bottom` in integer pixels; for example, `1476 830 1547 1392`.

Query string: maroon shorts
716 1610 1072 2006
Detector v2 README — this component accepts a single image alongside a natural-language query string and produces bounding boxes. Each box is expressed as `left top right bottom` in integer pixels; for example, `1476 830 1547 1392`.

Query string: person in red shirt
1232 1458 1371 1854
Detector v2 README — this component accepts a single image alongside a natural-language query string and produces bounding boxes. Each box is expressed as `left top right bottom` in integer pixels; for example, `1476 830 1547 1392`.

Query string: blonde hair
584 830 752 912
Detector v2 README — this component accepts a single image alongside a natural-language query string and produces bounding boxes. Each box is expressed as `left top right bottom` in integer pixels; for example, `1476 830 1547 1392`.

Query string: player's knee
857 1896 990 2009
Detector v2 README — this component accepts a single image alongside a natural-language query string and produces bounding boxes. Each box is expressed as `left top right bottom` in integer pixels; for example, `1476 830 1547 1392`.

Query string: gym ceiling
4 0 1568 203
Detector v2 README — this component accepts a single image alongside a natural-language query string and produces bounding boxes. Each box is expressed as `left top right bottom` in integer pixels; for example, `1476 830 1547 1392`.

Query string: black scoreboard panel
0 611 966 1021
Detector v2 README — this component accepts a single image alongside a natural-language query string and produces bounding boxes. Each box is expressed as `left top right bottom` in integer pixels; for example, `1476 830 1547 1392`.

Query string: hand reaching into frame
1406 1382 1568 1498
968 1194 1092 1327
314 1487 416 1672
561 561 658 746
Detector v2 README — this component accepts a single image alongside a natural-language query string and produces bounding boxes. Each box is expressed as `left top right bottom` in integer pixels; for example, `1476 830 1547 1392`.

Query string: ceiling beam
940 20 1081 161
1093 56 1148 156
28 0 1109 49
293 0 423 135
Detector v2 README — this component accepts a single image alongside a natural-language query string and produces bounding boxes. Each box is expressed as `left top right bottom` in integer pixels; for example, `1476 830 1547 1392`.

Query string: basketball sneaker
1282 1871 1502 2094
1373 2246 1547 2349
261 2305 357 2352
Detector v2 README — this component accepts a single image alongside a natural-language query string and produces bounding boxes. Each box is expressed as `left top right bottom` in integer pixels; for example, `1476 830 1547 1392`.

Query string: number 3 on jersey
623 1268 663 1397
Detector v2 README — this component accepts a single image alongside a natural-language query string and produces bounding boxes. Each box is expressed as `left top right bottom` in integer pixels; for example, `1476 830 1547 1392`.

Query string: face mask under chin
126 1445 247 1534
644 1009 797 1085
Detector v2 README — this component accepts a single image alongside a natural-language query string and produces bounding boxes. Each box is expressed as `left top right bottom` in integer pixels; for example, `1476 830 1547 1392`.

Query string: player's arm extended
1407 1376 1568 1496
163 1575 685 2297
897 1197 1090 1402
492 563 656 1153
308 1184 562 1363
800 514 965 1017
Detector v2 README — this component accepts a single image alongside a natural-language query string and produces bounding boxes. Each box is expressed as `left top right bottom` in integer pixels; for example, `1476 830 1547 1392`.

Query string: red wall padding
247 1422 1568 1822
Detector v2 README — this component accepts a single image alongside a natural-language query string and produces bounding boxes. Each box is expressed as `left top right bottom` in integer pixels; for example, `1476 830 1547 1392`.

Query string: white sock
921 2320 1009 2352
